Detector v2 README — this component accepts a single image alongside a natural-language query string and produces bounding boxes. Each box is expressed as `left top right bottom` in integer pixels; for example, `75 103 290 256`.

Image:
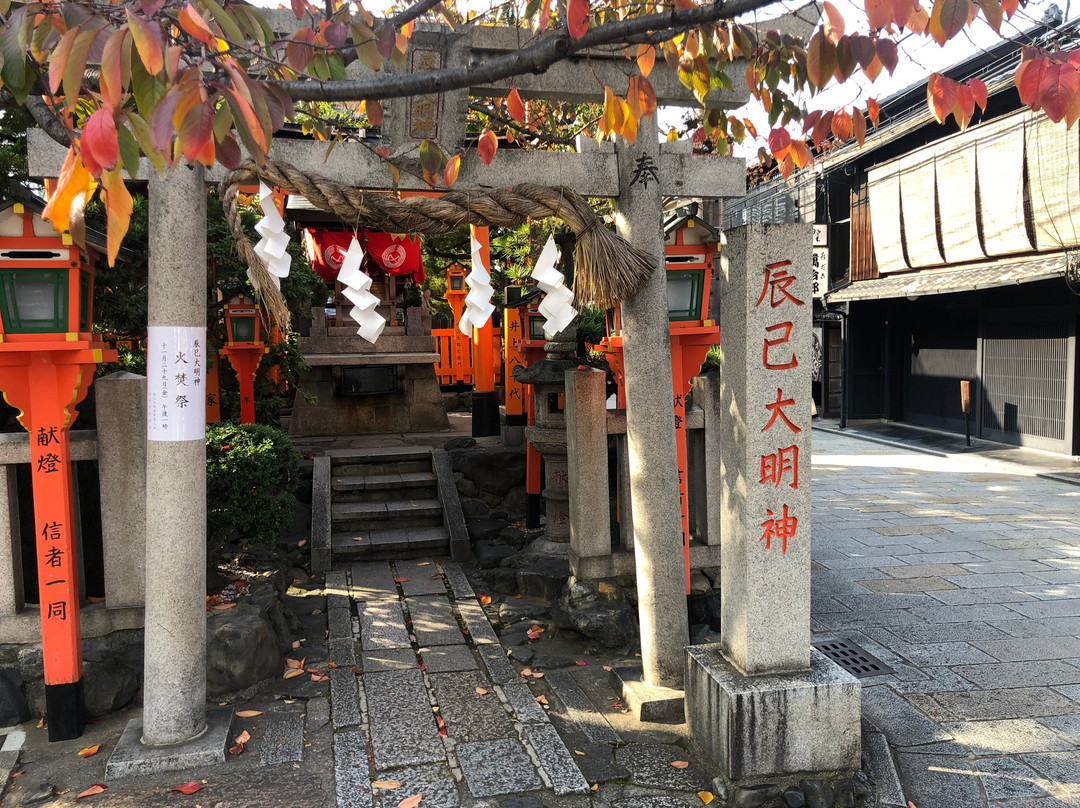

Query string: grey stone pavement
812 427 1080 808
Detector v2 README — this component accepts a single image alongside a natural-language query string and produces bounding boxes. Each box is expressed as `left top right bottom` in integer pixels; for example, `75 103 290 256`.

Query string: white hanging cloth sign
253 182 291 286
146 326 206 442
529 236 577 337
459 234 495 336
338 236 386 343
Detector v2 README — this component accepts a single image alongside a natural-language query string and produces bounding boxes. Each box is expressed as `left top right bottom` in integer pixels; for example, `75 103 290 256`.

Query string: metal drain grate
814 639 894 678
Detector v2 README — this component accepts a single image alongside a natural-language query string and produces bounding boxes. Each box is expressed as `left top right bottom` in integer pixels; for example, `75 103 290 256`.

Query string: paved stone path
323 559 717 807
812 428 1080 808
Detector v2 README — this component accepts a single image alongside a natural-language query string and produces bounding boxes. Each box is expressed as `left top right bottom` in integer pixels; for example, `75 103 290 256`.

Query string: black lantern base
45 679 85 741
471 392 501 438
526 492 542 529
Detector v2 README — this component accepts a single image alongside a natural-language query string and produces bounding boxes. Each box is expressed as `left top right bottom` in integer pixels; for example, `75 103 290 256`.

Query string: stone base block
106 709 234 779
686 646 861 783
609 666 684 721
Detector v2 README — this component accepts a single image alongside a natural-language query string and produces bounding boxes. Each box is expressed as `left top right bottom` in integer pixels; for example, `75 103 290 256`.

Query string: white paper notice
147 325 206 442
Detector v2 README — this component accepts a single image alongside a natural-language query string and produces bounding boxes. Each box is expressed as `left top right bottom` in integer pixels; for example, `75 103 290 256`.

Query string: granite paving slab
359 600 412 651
330 669 363 728
457 600 501 644
974 637 1080 663
611 799 696 808
478 645 517 684
858 576 959 594
1039 715 1080 743
429 671 515 742
861 686 954 746
334 730 374 808
1008 600 1080 620
886 622 1012 643
365 669 445 769
920 688 1080 722
895 752 982 808
328 608 353 641
362 648 417 673
884 563 976 578
522 723 590 795
613 743 711 791
501 680 550 724
891 667 981 695
907 604 1033 624
943 719 1077 754
259 712 305 765
545 671 621 744
1019 751 1080 792
572 741 630 784
455 738 543 798
329 638 358 668
397 561 449 596
351 561 399 602
951 661 1080 689
898 642 998 666
420 645 479 673
371 764 460 808
408 596 466 646
927 587 1039 606
440 562 476 600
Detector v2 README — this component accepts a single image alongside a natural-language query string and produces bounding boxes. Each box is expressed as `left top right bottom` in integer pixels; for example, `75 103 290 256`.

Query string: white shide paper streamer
529 236 577 337
251 182 291 290
338 236 386 344
458 234 496 335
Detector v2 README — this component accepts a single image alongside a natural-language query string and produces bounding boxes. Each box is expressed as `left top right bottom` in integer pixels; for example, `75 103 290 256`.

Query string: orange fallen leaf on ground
478 595 492 605
211 603 236 610
234 730 251 745
574 750 585 756
535 695 548 705
235 710 262 718
602 665 613 671
297 539 307 547
311 673 329 682
35 717 44 728
172 782 203 795
312 608 323 614
698 791 714 804
520 668 533 677
87 596 106 603
575 659 587 666
475 687 489 695
328 663 340 670
286 657 305 670
417 562 430 566
372 780 401 789
77 744 101 757
292 640 302 649
394 577 408 583
526 625 544 640
531 672 545 679
74 784 107 800
670 760 689 769
398 795 423 808
283 668 304 679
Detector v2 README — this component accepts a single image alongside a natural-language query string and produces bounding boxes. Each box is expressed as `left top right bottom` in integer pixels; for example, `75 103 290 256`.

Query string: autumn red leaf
103 173 133 266
850 35 876 70
443 154 461 187
831 107 853 141
929 0 969 45
172 782 203 795
767 127 792 159
876 39 899 74
1002 0 1020 17
398 796 423 808
507 88 526 123
478 129 498 165
82 108 120 177
823 1 845 43
566 0 590 39
126 10 165 75
670 760 690 769
1039 62 1077 122
478 595 492 605
866 0 893 30
1016 56 1046 109
236 710 262 718
394 577 408 583
927 72 958 123
852 107 867 145
867 98 881 127
372 780 402 789
806 31 837 89
98 29 128 111
178 3 217 47
968 77 988 110
75 784 107 800
575 659 587 666
78 744 101 757
637 44 656 78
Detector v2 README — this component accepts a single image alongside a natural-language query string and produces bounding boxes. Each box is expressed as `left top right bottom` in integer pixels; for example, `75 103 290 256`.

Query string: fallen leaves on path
670 760 689 769
77 744 101 757
398 795 423 808
534 695 548 705
575 659 587 666
475 687 489 695
478 595 492 605
698 791 714 804
236 710 262 718
394 577 408 583
526 625 544 640
74 784 107 800
172 782 203 795
372 780 401 790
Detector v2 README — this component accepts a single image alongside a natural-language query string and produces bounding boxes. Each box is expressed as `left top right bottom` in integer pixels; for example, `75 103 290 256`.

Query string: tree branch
24 94 71 148
275 0 777 102
388 0 447 30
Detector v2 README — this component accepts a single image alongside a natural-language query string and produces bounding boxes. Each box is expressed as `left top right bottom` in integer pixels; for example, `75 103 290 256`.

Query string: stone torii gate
26 6 851 781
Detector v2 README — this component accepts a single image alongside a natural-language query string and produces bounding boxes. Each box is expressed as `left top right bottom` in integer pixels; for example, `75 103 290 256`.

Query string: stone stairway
312 448 469 570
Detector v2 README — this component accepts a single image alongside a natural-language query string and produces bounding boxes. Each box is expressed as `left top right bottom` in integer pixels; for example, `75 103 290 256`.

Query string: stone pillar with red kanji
684 223 861 786
717 223 814 675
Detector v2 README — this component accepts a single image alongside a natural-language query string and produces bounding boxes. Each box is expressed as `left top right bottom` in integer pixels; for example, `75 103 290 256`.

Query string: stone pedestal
95 372 147 609
0 464 21 615
686 646 861 783
520 359 573 543
565 367 610 559
685 223 860 786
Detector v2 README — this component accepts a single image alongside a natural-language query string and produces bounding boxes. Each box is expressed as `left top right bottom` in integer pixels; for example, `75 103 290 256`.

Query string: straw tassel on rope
220 160 656 327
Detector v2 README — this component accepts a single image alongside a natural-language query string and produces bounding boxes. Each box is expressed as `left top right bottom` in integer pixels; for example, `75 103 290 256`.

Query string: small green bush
206 423 299 550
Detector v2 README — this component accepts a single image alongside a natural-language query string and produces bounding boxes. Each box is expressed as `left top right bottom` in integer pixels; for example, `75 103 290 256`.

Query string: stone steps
332 459 433 476
331 471 438 503
332 525 450 559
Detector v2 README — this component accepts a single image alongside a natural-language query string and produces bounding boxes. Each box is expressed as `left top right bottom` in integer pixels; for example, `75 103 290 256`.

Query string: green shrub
206 423 299 550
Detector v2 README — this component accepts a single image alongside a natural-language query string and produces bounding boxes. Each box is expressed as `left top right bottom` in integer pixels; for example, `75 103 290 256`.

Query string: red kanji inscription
763 321 798 370
760 504 797 554
762 388 801 434
760 445 799 489
756 261 805 309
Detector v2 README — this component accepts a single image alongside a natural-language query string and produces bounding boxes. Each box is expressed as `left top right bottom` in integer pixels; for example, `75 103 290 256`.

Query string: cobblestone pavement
812 428 1080 808
324 559 717 808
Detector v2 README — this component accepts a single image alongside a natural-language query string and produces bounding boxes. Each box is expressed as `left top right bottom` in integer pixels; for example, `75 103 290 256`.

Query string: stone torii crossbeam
26 7 832 777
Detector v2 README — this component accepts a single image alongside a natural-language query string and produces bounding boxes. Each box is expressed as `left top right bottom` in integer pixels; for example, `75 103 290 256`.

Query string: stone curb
812 424 1080 489
861 720 907 808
